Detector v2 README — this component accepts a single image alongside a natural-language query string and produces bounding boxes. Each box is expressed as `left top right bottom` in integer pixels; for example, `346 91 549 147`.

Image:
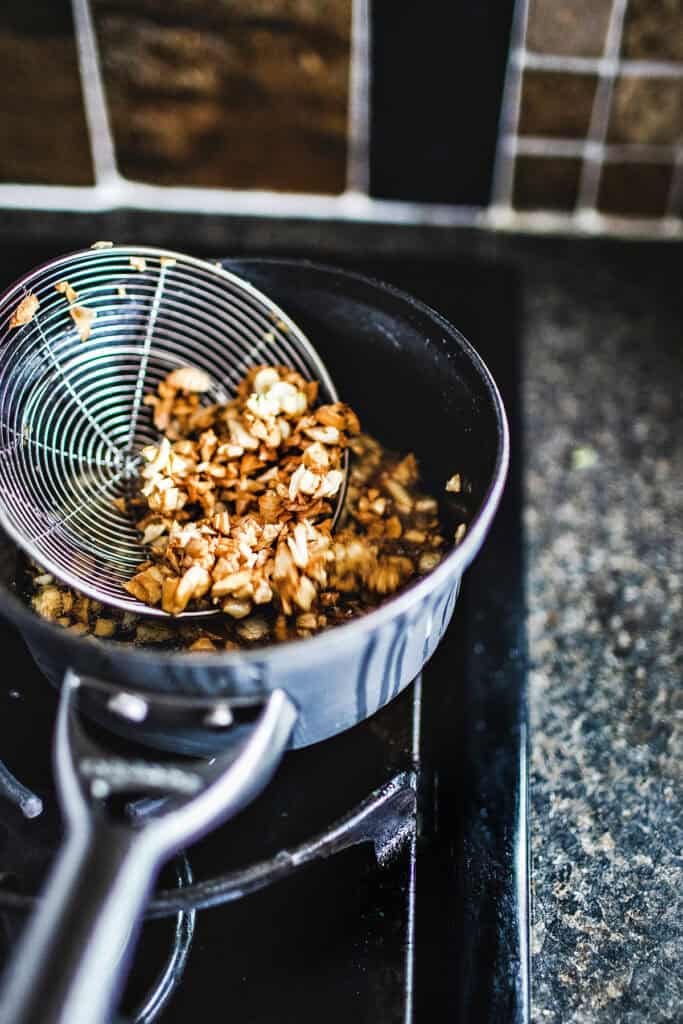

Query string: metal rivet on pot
203 704 234 728
107 692 149 723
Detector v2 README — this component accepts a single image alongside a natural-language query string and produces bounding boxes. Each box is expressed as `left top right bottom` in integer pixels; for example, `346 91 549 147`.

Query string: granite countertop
521 243 682 1023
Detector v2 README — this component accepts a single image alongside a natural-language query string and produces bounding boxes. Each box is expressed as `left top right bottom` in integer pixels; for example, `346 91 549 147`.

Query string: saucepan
0 261 508 1024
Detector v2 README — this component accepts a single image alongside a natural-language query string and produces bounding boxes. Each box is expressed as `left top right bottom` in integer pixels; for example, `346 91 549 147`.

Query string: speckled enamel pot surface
0 261 509 751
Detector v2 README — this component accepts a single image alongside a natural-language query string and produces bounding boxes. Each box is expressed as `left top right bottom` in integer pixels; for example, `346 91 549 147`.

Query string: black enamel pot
0 261 508 1024
0 260 508 753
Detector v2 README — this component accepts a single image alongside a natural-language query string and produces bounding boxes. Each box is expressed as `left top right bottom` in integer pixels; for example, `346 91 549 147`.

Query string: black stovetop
0 255 527 1023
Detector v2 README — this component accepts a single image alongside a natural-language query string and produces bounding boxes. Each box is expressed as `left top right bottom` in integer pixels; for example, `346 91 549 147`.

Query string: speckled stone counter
522 244 682 1023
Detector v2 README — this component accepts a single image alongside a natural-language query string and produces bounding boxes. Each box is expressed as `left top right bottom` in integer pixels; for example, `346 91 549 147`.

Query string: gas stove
0 255 527 1023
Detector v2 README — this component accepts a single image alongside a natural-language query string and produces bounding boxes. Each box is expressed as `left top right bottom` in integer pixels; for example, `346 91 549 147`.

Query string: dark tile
608 76 683 145
512 155 582 210
0 2 94 185
621 0 683 62
519 70 598 139
597 162 673 217
526 0 612 57
369 1 516 204
93 0 351 193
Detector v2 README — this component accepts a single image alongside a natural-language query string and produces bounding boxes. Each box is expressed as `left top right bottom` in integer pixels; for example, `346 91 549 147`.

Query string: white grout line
502 135 581 159
0 181 678 239
576 0 630 211
491 0 531 206
519 51 683 79
666 148 683 217
507 135 682 163
486 204 682 238
70 0 120 187
346 0 372 194
596 142 682 164
0 179 483 225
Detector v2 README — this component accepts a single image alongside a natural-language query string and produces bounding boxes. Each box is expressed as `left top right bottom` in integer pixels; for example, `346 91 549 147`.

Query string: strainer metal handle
0 245 343 619
0 672 297 1024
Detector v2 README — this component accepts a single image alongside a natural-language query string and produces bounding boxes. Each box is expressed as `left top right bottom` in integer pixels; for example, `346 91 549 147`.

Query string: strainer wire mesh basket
0 247 340 617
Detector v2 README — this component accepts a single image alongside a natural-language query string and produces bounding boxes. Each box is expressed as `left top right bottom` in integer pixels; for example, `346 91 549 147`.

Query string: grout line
0 180 484 225
576 0 630 211
597 142 682 164
491 0 531 206
519 51 683 79
666 149 683 216
0 182 678 238
346 0 372 194
485 205 682 238
514 50 606 74
70 0 120 187
509 135 682 163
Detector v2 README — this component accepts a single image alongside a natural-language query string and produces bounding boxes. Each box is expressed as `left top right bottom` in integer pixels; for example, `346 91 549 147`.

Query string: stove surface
0 255 527 1023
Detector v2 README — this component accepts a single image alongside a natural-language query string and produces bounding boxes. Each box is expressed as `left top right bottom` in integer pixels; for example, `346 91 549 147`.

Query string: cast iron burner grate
0 773 417 1024
0 254 527 1024
0 652 420 1022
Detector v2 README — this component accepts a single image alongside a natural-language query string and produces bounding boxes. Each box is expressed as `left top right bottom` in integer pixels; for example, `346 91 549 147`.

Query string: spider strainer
0 246 344 618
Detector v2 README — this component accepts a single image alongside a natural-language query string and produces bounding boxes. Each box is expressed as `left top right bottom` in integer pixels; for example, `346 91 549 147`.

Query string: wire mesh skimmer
0 246 343 618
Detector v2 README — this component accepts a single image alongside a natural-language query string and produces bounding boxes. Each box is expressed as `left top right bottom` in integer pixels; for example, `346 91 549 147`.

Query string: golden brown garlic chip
70 305 97 342
9 293 39 328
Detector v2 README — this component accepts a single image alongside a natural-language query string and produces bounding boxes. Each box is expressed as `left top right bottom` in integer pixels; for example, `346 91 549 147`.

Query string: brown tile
597 162 673 217
621 0 683 61
526 0 612 57
519 70 598 139
608 76 683 145
0 4 94 185
93 1 351 193
512 155 582 210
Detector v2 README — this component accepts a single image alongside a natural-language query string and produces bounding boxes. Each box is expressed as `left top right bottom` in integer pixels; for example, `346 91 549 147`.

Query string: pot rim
0 259 509 671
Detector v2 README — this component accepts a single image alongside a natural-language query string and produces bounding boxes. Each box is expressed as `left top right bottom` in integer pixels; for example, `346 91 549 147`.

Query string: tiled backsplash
498 0 683 221
0 0 680 236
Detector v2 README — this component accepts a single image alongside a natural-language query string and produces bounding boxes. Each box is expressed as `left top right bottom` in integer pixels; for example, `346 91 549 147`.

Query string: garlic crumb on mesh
9 293 39 329
55 280 79 304
129 256 147 272
70 305 97 341
91 240 113 249
165 366 212 393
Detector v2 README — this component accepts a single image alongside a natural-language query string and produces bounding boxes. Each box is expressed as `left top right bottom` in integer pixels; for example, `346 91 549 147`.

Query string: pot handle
0 672 297 1024
0 821 157 1024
